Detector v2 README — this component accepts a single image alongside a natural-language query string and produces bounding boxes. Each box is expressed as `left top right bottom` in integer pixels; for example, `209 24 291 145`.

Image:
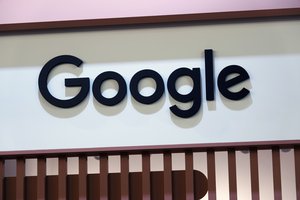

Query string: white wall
0 19 300 151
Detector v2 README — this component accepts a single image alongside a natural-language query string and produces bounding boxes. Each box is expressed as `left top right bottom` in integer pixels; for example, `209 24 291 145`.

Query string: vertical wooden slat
129 172 142 200
37 158 46 200
250 149 260 200
142 153 151 200
25 176 37 200
294 146 300 200
100 155 108 200
67 175 79 199
185 152 194 200
46 176 58 200
58 157 67 200
121 154 129 200
272 147 282 200
207 150 216 200
163 152 172 200
16 158 25 200
0 159 4 200
228 149 237 200
79 156 87 200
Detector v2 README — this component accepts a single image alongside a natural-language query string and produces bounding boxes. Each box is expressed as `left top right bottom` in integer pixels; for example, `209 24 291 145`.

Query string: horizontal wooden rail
0 8 300 33
0 140 299 158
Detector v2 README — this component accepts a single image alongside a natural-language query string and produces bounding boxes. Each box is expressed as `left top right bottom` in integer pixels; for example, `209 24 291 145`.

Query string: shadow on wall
221 93 253 111
220 79 253 111
39 93 89 118
38 63 90 118
38 66 252 126
169 97 203 129
39 90 252 128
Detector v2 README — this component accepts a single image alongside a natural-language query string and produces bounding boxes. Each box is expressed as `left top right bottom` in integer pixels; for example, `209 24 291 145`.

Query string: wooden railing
0 140 299 200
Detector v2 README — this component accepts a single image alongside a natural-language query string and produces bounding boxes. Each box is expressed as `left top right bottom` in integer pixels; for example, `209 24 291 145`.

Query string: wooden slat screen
0 141 299 199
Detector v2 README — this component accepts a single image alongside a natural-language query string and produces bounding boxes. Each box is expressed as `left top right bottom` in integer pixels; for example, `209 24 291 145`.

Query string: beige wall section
1 19 300 68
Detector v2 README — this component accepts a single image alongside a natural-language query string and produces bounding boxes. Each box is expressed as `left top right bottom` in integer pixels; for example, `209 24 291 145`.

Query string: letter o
92 71 127 106
130 69 165 104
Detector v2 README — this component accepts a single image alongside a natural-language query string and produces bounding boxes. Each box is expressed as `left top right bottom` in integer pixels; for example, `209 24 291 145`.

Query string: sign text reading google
38 49 250 118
